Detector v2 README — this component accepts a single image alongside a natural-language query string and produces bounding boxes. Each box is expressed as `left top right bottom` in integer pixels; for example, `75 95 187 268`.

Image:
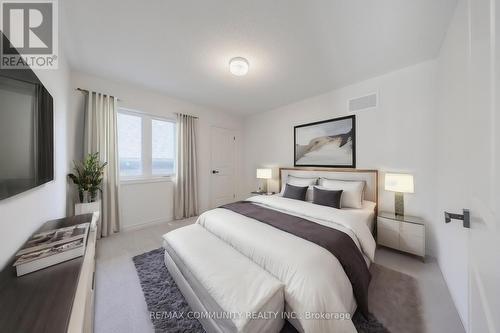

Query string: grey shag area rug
133 248 422 333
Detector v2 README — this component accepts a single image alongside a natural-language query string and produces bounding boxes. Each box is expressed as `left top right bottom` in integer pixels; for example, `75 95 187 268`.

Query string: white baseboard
121 216 174 232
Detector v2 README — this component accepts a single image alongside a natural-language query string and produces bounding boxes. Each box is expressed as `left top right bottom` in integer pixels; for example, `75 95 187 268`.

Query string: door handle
212 170 219 174
444 209 470 228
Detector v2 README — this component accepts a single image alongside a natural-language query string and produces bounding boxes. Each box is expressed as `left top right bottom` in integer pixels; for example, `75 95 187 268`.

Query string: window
117 113 143 177
152 119 175 175
117 109 176 179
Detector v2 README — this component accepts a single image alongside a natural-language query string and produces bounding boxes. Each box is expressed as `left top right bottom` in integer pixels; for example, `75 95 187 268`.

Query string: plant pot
76 190 100 204
75 200 102 237
75 200 101 215
77 190 91 204
89 190 99 203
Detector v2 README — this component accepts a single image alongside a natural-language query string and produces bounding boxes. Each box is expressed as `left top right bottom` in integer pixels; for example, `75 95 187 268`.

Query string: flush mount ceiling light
229 57 249 76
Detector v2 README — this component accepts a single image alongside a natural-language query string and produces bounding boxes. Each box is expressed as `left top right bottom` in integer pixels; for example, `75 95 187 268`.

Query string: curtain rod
76 89 198 119
174 112 199 119
76 88 122 101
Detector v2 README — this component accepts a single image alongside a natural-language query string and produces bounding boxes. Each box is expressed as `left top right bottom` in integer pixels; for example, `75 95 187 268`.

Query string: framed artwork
294 115 356 168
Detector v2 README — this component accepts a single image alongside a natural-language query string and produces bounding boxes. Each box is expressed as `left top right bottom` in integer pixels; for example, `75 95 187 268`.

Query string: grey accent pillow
282 183 309 201
313 186 343 209
319 178 365 208
280 176 318 201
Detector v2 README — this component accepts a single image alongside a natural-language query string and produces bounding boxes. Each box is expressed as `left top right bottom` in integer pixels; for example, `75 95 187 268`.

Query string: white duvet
196 195 376 333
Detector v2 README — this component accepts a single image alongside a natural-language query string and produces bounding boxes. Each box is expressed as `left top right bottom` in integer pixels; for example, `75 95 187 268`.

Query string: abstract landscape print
294 115 356 168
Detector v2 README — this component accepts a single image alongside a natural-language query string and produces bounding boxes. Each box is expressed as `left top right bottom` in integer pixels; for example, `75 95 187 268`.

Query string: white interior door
466 0 500 332
210 126 237 208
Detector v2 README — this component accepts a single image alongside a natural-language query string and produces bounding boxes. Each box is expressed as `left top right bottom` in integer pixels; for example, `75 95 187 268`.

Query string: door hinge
233 136 236 141
233 194 236 198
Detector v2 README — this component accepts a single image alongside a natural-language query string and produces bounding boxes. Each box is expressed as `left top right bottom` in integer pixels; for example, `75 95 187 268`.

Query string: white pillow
280 176 318 201
319 178 365 209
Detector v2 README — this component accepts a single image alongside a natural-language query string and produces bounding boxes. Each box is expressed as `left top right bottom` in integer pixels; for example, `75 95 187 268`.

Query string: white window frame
118 108 176 183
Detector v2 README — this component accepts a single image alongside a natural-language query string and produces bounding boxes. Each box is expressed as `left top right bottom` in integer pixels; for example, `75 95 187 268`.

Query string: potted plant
68 152 107 203
68 153 107 233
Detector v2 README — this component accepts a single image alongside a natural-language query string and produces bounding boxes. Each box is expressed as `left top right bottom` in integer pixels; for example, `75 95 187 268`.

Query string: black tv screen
0 52 54 200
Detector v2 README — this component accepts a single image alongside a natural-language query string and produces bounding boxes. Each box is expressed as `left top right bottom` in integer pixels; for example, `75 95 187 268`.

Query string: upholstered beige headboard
279 167 379 206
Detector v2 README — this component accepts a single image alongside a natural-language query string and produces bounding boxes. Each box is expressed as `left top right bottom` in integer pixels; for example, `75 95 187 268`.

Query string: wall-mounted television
0 34 54 200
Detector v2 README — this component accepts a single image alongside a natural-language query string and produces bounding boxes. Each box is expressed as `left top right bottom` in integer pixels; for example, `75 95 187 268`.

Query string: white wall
0 63 71 269
68 72 244 230
243 61 439 254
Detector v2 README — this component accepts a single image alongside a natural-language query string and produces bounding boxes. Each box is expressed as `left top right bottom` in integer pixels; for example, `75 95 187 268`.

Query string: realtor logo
0 0 58 69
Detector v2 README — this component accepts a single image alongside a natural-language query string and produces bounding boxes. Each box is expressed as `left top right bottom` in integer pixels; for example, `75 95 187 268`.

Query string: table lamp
385 173 414 217
256 168 272 194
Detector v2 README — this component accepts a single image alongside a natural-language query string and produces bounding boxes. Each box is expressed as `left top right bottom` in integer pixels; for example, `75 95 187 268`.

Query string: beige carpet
369 264 424 333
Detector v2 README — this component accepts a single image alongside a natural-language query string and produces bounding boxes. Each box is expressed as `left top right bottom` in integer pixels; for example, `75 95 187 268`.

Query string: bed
163 168 378 333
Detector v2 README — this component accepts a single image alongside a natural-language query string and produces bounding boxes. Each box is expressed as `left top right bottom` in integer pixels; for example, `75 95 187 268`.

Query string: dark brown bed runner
220 201 371 317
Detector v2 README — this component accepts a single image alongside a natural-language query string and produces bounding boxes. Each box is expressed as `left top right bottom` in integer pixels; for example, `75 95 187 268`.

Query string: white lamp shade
385 173 414 193
256 168 272 179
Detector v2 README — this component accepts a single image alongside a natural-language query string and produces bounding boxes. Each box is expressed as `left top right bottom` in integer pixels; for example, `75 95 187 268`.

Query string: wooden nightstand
377 211 425 260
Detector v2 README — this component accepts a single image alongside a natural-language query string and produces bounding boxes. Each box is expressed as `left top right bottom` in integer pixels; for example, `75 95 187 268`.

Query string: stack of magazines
13 223 90 276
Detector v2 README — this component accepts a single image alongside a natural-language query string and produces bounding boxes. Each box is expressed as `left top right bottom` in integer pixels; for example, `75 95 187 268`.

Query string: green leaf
67 152 107 193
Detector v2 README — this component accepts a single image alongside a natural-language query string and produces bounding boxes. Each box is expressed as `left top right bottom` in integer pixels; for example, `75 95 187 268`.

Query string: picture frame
294 115 356 168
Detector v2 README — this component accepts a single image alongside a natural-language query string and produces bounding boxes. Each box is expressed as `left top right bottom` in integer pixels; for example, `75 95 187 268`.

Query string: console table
0 213 98 333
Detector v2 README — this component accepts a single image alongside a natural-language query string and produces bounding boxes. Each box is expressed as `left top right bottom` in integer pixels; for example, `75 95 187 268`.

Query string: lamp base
395 192 404 217
258 179 268 193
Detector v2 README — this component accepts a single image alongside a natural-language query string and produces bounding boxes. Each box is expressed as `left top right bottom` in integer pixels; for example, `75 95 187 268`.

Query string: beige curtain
174 113 199 219
84 91 120 237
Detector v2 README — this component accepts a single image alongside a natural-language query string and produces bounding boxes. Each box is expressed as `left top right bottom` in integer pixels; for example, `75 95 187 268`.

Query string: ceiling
62 0 457 115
